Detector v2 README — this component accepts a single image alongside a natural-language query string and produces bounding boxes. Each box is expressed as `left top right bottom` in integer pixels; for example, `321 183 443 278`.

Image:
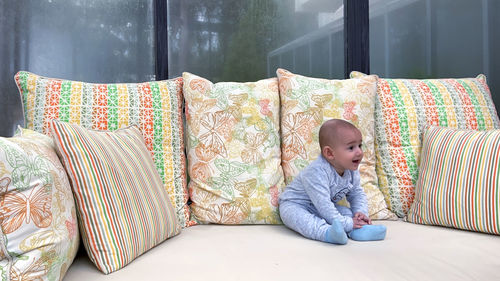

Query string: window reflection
167 0 345 81
369 0 499 113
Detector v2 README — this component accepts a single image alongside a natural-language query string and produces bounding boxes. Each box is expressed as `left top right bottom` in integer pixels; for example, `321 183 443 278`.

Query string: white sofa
64 221 500 280
2 72 500 281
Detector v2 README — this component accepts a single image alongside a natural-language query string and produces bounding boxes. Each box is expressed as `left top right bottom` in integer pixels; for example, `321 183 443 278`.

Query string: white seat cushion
64 220 500 280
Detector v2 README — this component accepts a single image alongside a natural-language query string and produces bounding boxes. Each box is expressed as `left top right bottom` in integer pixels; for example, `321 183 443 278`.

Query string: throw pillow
14 71 192 227
406 126 500 235
351 71 500 217
183 72 286 224
50 121 181 274
0 128 79 280
277 68 396 220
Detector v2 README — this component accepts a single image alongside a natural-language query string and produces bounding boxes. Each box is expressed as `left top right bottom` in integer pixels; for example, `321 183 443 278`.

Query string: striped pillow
352 72 500 217
407 126 500 235
50 121 181 274
14 71 192 227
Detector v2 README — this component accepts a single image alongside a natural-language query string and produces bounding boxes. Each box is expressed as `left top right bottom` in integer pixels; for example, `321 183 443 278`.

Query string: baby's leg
349 225 386 241
335 204 353 218
279 202 347 244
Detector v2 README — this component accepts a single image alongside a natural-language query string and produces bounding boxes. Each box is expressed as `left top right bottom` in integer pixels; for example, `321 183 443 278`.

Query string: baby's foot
349 225 386 241
324 220 348 245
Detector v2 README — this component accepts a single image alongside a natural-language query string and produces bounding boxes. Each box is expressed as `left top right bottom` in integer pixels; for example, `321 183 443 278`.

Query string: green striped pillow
14 71 192 227
50 121 181 273
407 126 500 235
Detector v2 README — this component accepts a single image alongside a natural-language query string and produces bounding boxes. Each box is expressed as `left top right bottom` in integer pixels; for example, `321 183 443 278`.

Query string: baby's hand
352 216 367 229
354 212 372 225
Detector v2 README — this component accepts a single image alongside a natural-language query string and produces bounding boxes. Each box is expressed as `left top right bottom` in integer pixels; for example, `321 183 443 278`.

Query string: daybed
1 69 499 281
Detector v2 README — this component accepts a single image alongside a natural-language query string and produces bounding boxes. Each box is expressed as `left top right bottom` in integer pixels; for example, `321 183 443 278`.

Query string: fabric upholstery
407 126 500 235
50 121 180 274
277 68 395 220
14 71 192 227
183 72 285 224
351 71 500 217
65 221 500 281
0 128 79 280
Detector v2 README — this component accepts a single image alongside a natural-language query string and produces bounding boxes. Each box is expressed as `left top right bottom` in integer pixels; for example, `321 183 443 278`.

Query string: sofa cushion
407 126 500 235
0 128 79 280
183 72 285 224
277 68 395 220
352 71 500 217
64 221 500 281
14 71 192 227
50 121 180 274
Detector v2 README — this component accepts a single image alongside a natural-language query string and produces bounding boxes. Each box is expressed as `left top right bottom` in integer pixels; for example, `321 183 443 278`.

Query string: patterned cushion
0 128 79 280
406 126 500 235
14 71 192 227
50 121 181 274
277 68 396 220
352 71 500 217
183 72 285 224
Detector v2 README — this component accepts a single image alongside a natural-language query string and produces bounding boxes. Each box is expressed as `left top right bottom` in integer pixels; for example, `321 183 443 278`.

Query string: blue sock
348 225 386 241
324 220 348 245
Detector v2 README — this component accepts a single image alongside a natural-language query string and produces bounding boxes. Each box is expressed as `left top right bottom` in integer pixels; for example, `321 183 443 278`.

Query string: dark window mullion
344 0 370 78
155 0 168 80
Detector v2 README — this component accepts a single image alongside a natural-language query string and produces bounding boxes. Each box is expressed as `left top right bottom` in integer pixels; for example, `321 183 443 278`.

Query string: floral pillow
184 72 286 224
277 68 396 220
0 128 79 280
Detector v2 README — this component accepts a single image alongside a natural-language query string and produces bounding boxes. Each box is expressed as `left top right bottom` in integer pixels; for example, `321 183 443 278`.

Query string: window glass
369 0 500 115
0 0 155 95
167 0 344 82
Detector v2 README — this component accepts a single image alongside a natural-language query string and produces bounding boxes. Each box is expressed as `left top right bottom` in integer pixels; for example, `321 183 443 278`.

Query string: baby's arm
346 171 369 217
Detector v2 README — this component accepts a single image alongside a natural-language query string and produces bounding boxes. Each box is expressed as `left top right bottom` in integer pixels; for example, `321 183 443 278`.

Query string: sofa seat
64 220 500 281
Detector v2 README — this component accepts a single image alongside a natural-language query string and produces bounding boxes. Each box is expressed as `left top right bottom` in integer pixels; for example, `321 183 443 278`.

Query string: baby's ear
322 146 335 160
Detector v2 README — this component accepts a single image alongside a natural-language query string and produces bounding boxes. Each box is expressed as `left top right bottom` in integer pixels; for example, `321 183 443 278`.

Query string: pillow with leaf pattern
184 72 286 224
0 128 79 280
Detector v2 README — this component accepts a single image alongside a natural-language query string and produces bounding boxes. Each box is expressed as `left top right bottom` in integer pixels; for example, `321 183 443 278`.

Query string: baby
279 119 386 244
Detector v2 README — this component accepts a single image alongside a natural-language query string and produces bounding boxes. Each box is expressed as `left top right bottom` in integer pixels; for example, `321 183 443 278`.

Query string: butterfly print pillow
277 68 396 220
0 128 79 280
183 72 286 224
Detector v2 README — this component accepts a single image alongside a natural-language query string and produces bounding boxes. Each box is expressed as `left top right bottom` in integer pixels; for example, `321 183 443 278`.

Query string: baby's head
319 119 363 176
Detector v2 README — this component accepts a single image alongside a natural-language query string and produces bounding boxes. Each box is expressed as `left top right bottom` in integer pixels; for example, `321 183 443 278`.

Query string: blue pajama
279 155 368 242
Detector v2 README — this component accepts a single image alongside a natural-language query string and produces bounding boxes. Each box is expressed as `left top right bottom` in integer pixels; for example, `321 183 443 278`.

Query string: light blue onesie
279 154 368 242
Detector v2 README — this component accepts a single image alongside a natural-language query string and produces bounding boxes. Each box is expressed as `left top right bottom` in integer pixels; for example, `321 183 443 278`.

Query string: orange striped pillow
407 126 500 235
50 121 181 273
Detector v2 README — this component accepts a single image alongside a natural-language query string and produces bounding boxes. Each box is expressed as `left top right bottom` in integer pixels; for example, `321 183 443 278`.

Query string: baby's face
329 128 364 175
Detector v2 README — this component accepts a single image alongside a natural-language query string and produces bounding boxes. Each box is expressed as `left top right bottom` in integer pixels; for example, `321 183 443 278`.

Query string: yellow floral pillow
277 68 396 220
184 72 286 224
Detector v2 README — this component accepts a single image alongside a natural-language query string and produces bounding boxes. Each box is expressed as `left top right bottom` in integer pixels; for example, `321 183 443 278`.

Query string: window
166 0 345 82
0 0 155 98
1 0 498 116
369 0 499 110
